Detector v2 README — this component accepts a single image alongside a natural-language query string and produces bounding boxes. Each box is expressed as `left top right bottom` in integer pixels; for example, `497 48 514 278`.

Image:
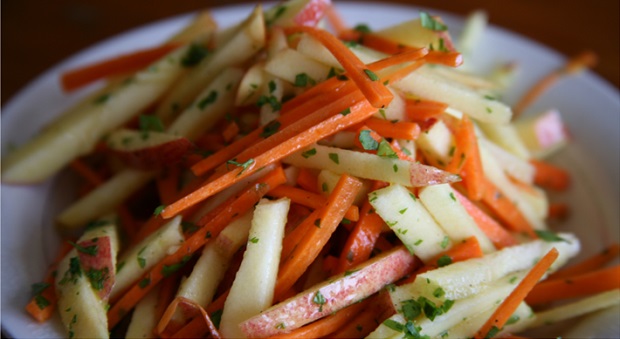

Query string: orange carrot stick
267 297 369 339
283 26 394 109
446 116 485 201
61 43 181 91
107 167 287 328
162 99 376 219
221 121 240 144
335 181 388 274
513 50 597 117
454 189 517 249
267 185 359 221
475 248 559 339
481 179 537 239
69 159 105 186
274 174 363 300
405 98 449 122
295 167 319 193
549 243 620 280
329 292 395 338
364 117 421 140
525 265 620 306
530 159 571 191
548 202 570 220
25 242 73 322
427 236 484 269
280 208 324 262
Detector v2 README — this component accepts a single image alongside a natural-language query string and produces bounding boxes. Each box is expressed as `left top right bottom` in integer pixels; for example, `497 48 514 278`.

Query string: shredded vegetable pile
3 0 618 338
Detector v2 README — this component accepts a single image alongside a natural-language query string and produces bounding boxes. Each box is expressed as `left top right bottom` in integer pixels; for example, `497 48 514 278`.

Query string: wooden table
2 0 618 105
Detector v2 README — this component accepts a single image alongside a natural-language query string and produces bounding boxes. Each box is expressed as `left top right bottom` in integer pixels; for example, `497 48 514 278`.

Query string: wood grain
1 0 618 105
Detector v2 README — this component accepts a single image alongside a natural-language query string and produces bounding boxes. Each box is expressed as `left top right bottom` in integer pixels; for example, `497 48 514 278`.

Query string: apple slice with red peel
265 0 331 27
76 236 116 301
106 128 194 170
239 246 416 338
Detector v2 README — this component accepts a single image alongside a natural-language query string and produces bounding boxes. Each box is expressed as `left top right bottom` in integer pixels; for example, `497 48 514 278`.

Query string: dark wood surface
2 0 618 105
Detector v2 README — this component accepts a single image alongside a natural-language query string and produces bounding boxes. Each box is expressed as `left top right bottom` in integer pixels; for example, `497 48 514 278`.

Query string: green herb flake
312 290 327 312
294 73 315 87
276 323 286 330
260 120 281 138
486 107 493 113
67 240 98 256
353 23 372 33
344 269 360 276
249 237 259 244
85 267 109 291
31 282 51 296
401 299 422 320
226 158 255 175
535 230 570 243
383 319 404 332
440 236 450 249
377 140 398 158
210 309 223 329
181 43 209 67
363 69 379 81
314 219 321 228
301 148 317 158
359 130 379 151
328 153 340 164
420 12 448 31
161 255 192 277
266 5 287 26
414 239 423 246
93 93 110 105
35 295 51 310
153 205 166 216
139 115 165 133
138 277 151 289
433 287 445 298
485 325 501 339
340 107 351 116
399 208 408 214
449 192 456 201
437 255 452 267
256 94 282 112
198 91 218 110
322 182 329 192
506 315 520 325
181 221 199 234
393 164 399 172
59 257 82 285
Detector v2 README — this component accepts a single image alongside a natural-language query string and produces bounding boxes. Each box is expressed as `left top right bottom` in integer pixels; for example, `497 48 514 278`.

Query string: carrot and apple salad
4 0 618 338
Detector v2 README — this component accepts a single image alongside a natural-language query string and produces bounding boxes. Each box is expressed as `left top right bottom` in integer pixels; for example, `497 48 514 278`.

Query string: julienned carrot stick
513 50 597 117
190 47 429 177
156 166 182 205
221 121 240 143
405 98 449 122
267 297 369 339
295 167 319 193
329 292 395 338
454 189 517 249
480 179 537 239
335 181 388 274
364 117 421 140
69 159 105 186
283 26 394 109
162 99 376 219
428 236 484 269
446 116 485 201
107 167 287 328
475 248 559 339
61 43 181 91
549 243 620 280
25 242 73 322
280 209 323 261
267 185 359 221
274 174 363 300
524 265 620 306
154 276 182 337
548 202 570 220
530 159 571 191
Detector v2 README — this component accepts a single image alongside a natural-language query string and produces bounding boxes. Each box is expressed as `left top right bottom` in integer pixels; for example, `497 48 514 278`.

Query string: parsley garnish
161 255 192 277
249 237 259 244
31 282 51 296
68 240 98 256
59 257 82 285
266 5 287 26
294 73 315 87
35 295 51 310
256 95 282 112
139 115 165 133
340 107 351 116
437 255 452 267
85 267 109 291
198 91 218 109
210 309 223 329
226 158 255 175
353 23 372 33
420 12 448 31
301 148 317 158
377 140 398 158
328 153 340 164
182 221 199 234
138 277 151 288
535 230 570 243
93 93 110 105
260 120 281 138
363 69 379 81
153 205 166 216
312 290 327 312
359 130 379 150
440 236 450 249
181 44 209 67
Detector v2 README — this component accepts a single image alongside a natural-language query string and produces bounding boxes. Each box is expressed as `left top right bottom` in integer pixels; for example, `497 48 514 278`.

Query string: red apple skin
293 0 331 27
111 137 194 170
239 246 415 338
76 236 115 301
409 162 461 187
534 109 569 149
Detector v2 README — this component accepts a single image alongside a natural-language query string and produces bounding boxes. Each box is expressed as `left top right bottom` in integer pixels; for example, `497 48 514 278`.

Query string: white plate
2 2 619 338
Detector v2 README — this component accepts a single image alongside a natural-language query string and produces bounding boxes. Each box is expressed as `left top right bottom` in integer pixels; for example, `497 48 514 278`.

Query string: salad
2 0 618 338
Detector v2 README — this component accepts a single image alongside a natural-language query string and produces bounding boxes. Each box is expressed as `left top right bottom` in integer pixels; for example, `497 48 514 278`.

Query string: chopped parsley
353 23 372 33
138 277 151 289
485 325 501 338
363 69 379 81
35 295 51 310
210 309 223 329
437 255 452 267
249 237 259 244
93 93 110 105
260 120 281 138
359 130 379 150
226 158 255 175
139 115 165 133
153 205 166 216
85 267 110 291
68 240 98 256
161 255 192 277
419 12 448 31
181 43 209 67
266 5 287 26
440 236 450 249
377 140 398 158
59 257 82 285
340 107 351 116
198 91 218 110
535 230 570 243
137 246 147 268
256 94 282 112
328 153 340 164
312 290 327 312
182 221 199 234
294 73 315 87
31 282 51 296
301 148 317 158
